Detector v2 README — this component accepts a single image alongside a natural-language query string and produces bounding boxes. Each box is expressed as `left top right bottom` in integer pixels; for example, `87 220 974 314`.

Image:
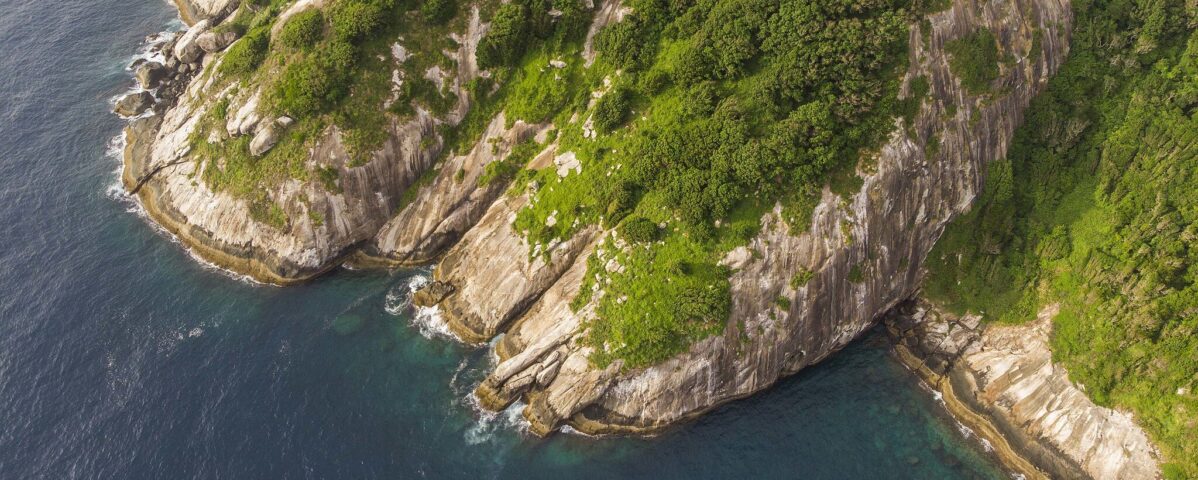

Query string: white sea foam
412 306 457 341
559 425 597 438
383 274 428 314
104 24 267 287
384 273 461 341
463 392 529 445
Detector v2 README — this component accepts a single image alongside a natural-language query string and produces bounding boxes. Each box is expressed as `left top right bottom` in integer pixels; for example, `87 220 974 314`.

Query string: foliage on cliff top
190 0 486 216
926 1 1198 475
493 0 949 370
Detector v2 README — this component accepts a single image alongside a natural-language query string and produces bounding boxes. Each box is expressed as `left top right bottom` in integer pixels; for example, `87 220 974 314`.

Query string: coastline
121 118 349 286
886 300 1163 480
891 342 1051 480
109 4 1155 477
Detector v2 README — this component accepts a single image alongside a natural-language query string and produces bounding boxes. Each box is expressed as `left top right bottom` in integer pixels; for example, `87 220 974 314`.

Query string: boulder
173 19 212 64
249 123 281 156
134 62 169 89
225 91 262 136
249 117 295 156
412 281 455 307
113 91 155 117
196 30 239 53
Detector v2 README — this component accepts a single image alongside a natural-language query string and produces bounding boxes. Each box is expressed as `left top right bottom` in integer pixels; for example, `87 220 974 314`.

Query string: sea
0 1 1015 478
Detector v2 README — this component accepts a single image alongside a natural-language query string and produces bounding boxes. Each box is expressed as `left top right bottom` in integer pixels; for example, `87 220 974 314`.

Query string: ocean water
0 1 1013 478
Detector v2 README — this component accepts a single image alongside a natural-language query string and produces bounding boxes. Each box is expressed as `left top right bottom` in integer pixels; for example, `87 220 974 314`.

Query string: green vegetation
478 138 542 186
583 237 731 369
219 28 269 76
492 0 937 370
191 0 495 212
420 0 457 23
618 217 659 243
926 1 1198 475
591 86 631 133
790 268 814 289
277 9 324 50
944 28 1000 95
269 40 355 116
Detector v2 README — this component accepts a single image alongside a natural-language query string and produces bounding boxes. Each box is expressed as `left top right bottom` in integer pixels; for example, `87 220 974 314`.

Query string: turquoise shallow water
0 0 1014 478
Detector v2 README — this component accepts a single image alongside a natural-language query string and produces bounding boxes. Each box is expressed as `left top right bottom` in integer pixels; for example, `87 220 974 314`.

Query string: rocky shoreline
115 1 1164 479
885 300 1162 479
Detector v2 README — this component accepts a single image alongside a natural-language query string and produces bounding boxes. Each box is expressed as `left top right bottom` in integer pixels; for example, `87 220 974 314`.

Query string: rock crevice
886 300 1163 480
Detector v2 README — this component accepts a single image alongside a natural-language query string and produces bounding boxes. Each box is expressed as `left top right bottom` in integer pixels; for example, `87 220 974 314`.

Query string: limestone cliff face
886 301 1162 480
434 0 1076 435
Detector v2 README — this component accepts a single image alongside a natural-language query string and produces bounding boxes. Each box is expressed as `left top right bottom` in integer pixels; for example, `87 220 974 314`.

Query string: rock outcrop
173 0 240 25
122 6 1165 476
114 91 155 118
121 4 491 284
886 300 1162 480
438 0 1075 436
369 113 551 266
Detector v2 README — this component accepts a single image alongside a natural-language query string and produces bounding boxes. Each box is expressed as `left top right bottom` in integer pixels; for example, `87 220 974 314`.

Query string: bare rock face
135 62 169 90
174 0 240 25
122 4 491 284
196 30 239 53
886 301 1162 480
114 91 155 118
173 19 211 64
249 118 286 156
416 192 601 343
123 73 441 282
411 281 454 307
450 0 1076 436
371 113 551 266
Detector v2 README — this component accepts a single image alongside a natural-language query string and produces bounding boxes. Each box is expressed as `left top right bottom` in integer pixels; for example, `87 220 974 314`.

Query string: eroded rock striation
445 0 1075 435
123 3 493 284
886 300 1162 480
123 3 1168 477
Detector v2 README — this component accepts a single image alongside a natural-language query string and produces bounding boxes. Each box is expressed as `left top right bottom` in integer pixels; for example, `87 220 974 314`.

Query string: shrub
945 28 1001 95
476 3 528 70
595 16 657 71
269 41 356 116
619 217 659 243
278 9 325 50
847 265 864 283
220 28 269 76
329 0 385 43
592 87 631 133
790 268 814 289
420 0 456 24
774 295 791 310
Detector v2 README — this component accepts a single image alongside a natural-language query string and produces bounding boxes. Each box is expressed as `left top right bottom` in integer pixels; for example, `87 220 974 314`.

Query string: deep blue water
0 1 1014 478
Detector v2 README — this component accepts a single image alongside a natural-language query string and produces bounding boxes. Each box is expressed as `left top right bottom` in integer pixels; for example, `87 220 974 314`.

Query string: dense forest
925 0 1198 476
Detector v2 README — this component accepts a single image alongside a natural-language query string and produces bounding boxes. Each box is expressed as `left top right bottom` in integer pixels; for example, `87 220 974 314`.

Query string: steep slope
888 301 1162 479
417 0 1073 435
924 0 1198 474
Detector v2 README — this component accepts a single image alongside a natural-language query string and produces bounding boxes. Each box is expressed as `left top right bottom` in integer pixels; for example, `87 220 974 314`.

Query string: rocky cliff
886 300 1162 479
173 0 239 25
124 4 1163 474
413 0 1074 436
122 2 497 284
